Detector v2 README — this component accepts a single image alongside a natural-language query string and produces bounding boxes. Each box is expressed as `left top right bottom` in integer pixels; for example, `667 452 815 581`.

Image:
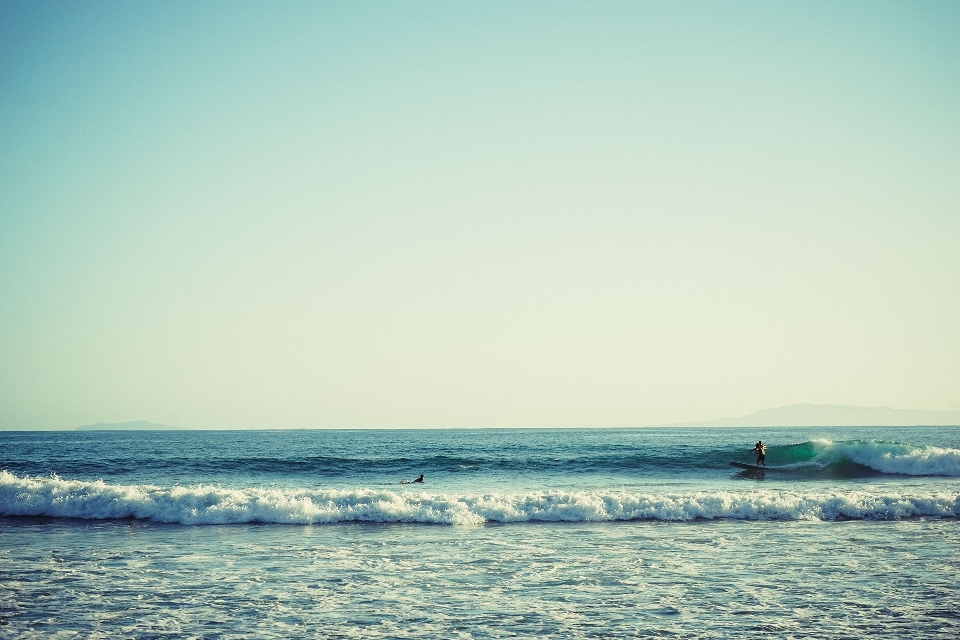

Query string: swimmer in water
400 474 425 485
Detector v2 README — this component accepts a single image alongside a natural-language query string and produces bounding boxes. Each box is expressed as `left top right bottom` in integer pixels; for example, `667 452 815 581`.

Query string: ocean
2 426 959 638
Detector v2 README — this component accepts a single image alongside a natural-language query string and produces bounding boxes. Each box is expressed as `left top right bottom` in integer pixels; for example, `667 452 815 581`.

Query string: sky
1 1 958 430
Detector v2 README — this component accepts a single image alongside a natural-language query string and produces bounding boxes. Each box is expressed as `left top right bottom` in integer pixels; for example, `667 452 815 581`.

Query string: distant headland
75 420 183 431
673 403 960 427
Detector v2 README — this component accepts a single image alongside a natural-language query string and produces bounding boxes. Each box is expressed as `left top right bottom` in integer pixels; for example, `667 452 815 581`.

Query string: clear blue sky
2 1 958 429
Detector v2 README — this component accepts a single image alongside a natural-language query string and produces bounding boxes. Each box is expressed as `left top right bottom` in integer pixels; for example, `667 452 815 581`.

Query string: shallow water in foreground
3 517 959 638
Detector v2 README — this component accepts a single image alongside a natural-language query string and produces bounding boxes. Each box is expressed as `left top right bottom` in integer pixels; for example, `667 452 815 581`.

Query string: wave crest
2 472 958 525
788 440 960 476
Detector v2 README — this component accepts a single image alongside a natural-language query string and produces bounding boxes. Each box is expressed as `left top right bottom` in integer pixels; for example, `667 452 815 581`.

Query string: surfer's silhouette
400 474 424 485
753 441 766 467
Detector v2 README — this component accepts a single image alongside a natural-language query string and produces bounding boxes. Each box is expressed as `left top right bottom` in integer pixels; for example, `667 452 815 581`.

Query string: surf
3 471 958 525
759 440 960 477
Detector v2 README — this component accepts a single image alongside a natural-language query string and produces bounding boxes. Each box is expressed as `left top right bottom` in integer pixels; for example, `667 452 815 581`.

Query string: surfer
400 474 424 485
753 441 766 467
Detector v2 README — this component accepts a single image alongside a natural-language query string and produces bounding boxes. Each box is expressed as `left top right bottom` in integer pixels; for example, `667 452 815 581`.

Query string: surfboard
730 461 772 471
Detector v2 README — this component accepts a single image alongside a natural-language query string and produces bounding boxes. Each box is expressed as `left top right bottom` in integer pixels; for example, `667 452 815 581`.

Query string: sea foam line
1 471 958 525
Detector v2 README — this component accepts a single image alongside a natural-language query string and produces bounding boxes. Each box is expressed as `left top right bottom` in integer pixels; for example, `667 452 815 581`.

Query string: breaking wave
2 471 957 525
772 440 960 476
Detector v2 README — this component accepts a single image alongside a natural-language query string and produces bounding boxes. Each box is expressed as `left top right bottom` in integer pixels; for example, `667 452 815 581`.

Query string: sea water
2 426 959 638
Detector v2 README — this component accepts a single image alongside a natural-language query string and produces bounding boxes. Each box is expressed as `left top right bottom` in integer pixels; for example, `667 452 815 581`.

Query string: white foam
810 440 960 476
2 471 958 525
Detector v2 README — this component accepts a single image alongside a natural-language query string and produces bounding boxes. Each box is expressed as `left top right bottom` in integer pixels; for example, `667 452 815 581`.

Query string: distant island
75 420 183 431
674 403 960 427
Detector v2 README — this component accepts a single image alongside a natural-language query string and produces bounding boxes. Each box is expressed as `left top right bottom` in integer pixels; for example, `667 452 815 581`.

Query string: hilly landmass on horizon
71 405 960 430
75 420 182 431
677 404 960 427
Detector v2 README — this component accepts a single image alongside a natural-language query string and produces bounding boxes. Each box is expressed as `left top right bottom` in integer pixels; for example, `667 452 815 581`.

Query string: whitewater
3 472 959 525
2 426 959 638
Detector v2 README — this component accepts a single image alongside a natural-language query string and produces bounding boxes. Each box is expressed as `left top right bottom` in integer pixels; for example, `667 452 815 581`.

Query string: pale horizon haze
2 1 958 430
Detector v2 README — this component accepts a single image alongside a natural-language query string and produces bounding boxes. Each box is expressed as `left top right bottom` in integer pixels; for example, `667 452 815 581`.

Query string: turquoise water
2 426 959 637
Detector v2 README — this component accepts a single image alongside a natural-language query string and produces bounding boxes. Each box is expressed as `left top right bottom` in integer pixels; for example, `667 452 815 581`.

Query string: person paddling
753 441 767 467
400 474 424 485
